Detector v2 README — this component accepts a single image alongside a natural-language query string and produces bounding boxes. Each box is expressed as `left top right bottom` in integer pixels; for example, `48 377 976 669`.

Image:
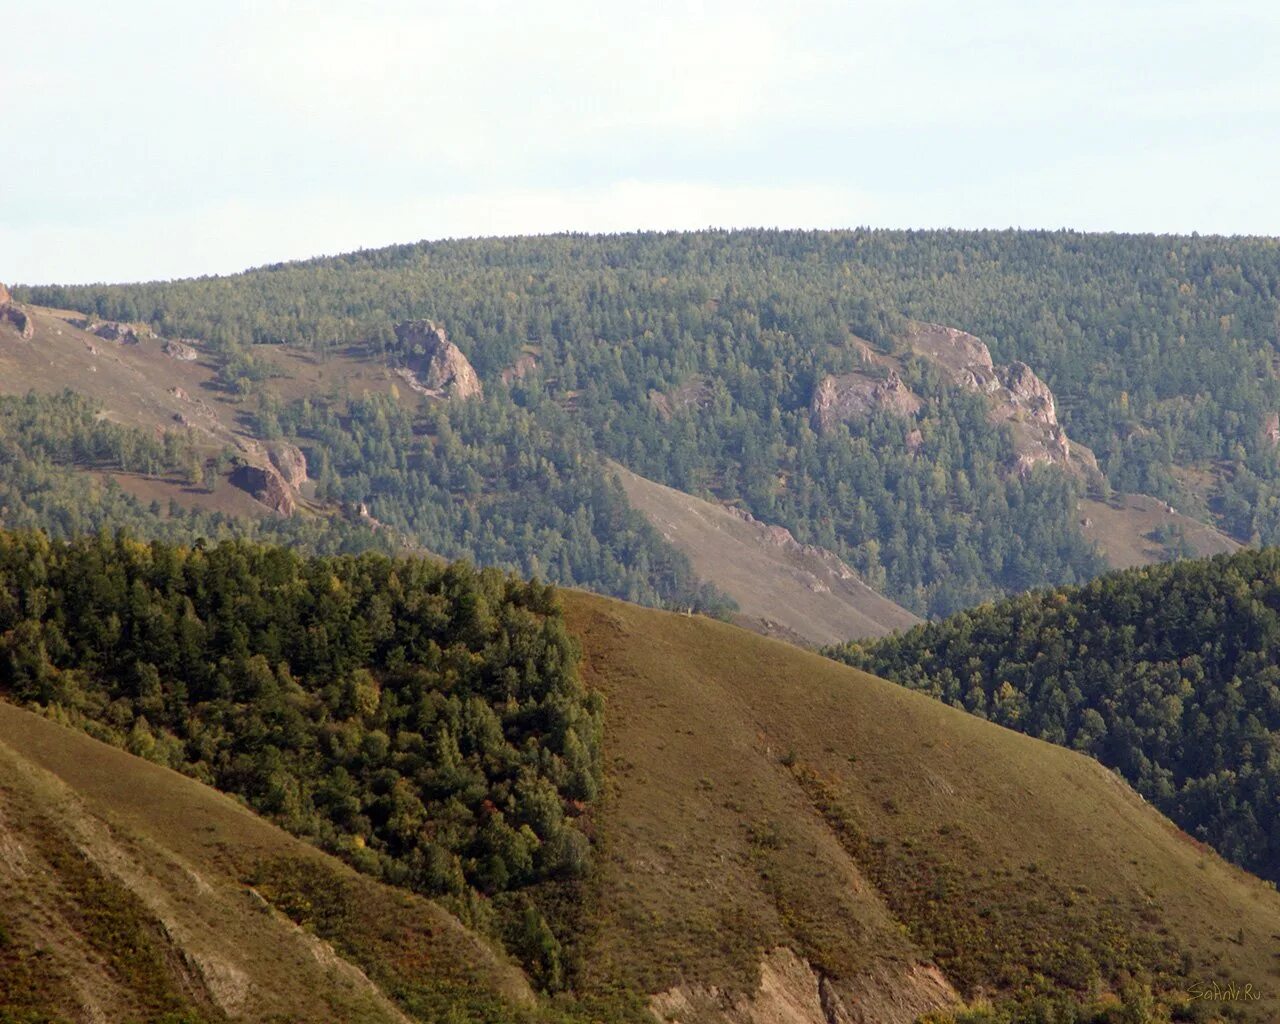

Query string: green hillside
3 528 1278 1023
830 546 1280 888
18 229 1280 614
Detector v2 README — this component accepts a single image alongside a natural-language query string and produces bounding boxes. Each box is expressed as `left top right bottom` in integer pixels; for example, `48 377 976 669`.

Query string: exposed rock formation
650 947 956 1024
0 285 33 340
500 352 539 386
229 464 296 516
905 321 1098 477
268 441 308 488
392 320 482 399
649 377 714 421
86 320 150 346
1 305 33 339
1264 412 1280 447
811 370 923 432
163 339 199 361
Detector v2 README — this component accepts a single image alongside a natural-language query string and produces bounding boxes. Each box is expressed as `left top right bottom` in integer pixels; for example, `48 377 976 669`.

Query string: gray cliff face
906 321 1098 476
393 320 483 399
810 369 924 432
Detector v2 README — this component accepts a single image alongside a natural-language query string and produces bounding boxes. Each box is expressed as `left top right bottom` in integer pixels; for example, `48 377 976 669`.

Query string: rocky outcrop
85 320 150 346
1 305 33 339
811 370 923 432
649 377 714 421
501 352 539 386
392 320 482 399
1264 412 1280 447
650 947 956 1024
163 339 199 361
229 464 296 516
0 284 33 340
905 321 1098 477
267 441 308 488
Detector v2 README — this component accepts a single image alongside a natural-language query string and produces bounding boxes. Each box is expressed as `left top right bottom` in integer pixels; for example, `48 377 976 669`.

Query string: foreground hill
561 592 1280 1023
1 529 1277 1022
0 701 532 1023
610 463 918 643
831 546 1280 889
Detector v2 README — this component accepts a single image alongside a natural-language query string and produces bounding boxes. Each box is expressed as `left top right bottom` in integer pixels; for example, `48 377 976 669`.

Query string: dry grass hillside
1078 493 1240 569
0 702 532 1024
3 589 1280 1023
562 591 1280 1024
611 464 919 644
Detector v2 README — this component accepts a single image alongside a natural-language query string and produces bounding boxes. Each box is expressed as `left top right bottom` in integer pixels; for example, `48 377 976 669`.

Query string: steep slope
563 591 1280 1024
0 701 532 1024
611 463 918 643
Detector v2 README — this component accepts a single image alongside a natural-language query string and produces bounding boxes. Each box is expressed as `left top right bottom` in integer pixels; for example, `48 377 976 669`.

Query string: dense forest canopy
0 530 598 987
829 547 1280 886
47 230 1280 612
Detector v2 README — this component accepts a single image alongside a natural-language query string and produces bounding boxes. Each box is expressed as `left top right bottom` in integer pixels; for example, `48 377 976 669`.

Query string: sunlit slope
611 463 919 644
0 702 532 1024
562 591 1280 1024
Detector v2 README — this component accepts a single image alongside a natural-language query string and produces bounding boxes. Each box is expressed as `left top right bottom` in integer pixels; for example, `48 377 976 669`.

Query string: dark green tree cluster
0 531 601 913
829 547 1280 884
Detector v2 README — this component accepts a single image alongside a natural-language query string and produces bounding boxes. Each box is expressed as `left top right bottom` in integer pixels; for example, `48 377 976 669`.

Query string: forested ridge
38 230 1269 613
0 529 599 988
830 546 1280 885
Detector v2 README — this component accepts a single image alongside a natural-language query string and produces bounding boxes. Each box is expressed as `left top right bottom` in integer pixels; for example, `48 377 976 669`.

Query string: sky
3 0 1278 285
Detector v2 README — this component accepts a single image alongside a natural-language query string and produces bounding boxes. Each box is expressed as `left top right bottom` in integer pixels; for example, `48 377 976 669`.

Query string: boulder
501 352 539 386
268 441 308 488
90 321 147 345
392 320 483 399
163 339 199 361
229 463 296 516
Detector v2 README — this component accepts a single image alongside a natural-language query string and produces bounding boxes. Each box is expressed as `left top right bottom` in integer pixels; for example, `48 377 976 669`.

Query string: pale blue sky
3 0 1278 284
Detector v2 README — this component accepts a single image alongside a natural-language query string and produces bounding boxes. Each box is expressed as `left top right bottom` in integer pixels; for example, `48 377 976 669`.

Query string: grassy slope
0 701 532 1024
611 463 919 644
1078 494 1240 570
562 591 1280 1023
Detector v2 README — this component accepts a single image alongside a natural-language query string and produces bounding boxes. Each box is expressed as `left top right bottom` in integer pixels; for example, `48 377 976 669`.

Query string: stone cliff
904 321 1099 477
392 320 482 400
811 369 924 432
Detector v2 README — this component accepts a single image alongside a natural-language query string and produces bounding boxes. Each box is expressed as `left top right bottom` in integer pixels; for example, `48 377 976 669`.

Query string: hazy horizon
5 0 1278 285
